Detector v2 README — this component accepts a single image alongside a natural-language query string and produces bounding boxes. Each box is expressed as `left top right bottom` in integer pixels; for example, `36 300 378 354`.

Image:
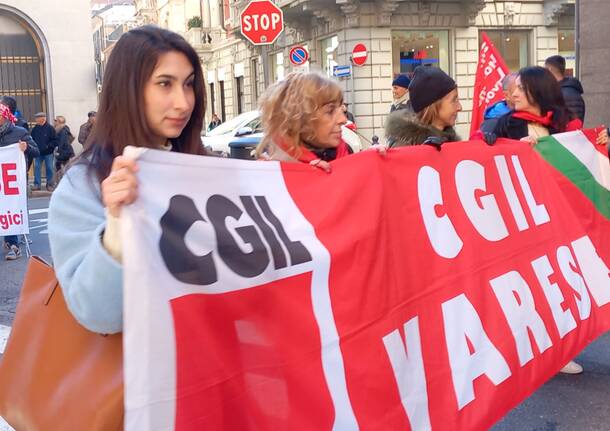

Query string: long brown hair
77 25 206 183
518 66 572 133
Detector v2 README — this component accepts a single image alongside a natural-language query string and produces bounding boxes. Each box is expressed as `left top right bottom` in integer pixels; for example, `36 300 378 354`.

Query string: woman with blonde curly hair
257 71 353 171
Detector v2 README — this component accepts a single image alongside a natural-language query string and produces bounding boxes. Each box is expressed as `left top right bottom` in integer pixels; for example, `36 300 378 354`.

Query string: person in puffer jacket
544 55 586 122
53 115 75 174
385 66 462 148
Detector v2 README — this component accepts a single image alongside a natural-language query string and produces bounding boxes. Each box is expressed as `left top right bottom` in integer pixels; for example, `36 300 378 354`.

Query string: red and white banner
470 32 510 137
122 137 610 430
0 144 29 236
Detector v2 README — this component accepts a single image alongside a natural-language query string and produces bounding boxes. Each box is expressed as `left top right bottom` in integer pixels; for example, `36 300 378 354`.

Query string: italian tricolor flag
536 130 610 253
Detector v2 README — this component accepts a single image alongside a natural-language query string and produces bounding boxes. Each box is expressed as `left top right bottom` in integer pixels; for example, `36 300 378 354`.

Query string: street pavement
0 196 609 430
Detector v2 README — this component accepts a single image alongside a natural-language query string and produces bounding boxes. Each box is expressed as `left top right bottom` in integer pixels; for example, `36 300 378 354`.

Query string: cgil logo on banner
158 194 312 285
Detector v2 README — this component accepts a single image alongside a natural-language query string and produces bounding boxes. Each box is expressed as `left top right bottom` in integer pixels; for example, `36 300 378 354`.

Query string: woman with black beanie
385 66 462 147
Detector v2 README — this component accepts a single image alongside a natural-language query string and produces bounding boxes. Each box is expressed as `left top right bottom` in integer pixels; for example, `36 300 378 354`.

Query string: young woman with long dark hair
492 66 608 374
492 66 607 147
48 25 207 334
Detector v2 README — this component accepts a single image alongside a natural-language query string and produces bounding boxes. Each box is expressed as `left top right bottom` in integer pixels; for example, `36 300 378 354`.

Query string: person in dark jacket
491 66 584 145
390 74 413 113
31 111 58 191
386 66 461 147
78 111 96 148
0 103 39 260
53 115 75 174
544 55 585 123
0 96 28 131
0 96 33 171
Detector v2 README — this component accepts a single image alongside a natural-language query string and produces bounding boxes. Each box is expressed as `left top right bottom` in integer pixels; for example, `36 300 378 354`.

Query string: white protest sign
0 144 29 236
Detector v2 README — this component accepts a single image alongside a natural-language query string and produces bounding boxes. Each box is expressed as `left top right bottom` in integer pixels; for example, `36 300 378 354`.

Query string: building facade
579 0 610 128
0 1 97 138
137 0 576 141
92 2 138 95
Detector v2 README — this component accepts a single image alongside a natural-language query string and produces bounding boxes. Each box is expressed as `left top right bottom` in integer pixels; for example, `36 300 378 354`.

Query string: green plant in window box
187 16 202 30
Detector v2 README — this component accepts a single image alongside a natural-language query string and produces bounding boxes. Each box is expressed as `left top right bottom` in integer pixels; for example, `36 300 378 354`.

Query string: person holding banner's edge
48 26 209 334
0 103 39 260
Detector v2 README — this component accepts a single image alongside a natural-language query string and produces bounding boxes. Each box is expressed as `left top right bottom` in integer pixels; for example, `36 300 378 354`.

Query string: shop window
484 30 530 72
270 52 284 82
209 82 215 115
235 76 244 115
321 35 339 76
559 29 576 76
250 58 259 109
219 80 226 122
392 30 450 77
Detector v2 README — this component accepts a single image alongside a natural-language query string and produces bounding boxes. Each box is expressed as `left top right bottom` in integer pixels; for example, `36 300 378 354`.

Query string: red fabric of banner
169 140 610 430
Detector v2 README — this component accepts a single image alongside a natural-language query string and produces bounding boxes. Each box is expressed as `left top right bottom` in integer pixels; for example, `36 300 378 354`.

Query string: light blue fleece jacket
48 164 123 334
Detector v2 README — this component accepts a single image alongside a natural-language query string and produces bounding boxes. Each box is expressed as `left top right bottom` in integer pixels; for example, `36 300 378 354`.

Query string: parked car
201 110 261 156
227 125 363 160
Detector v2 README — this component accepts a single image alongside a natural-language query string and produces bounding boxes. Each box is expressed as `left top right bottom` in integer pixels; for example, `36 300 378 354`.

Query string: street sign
289 46 309 66
240 0 284 45
352 43 368 66
333 65 352 78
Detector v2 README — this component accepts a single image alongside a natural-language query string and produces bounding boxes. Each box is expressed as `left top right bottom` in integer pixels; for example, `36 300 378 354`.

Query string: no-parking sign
289 46 309 66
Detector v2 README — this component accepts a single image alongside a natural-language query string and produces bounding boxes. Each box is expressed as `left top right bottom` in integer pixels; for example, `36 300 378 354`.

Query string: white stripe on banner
553 131 610 190
122 148 358 430
0 324 11 354
0 417 14 431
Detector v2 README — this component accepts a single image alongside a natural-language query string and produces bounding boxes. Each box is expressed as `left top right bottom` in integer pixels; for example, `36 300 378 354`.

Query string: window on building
250 58 259 109
392 30 450 77
321 36 339 76
484 30 530 72
235 76 244 115
270 52 284 82
219 80 226 122
0 12 46 125
209 82 215 115
559 29 576 76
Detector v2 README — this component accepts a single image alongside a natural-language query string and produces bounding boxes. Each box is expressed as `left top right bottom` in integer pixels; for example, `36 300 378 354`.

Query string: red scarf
512 110 554 126
512 110 583 132
0 104 16 124
276 137 352 163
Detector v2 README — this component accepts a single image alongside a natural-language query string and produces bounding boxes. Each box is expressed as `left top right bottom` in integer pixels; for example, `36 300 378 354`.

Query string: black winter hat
392 74 411 89
408 66 457 113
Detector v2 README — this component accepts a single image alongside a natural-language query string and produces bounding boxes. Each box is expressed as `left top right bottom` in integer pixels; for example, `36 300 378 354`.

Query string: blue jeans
4 236 18 247
34 153 54 186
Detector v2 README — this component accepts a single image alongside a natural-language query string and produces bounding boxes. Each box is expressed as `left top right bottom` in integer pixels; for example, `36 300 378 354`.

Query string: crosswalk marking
28 208 48 216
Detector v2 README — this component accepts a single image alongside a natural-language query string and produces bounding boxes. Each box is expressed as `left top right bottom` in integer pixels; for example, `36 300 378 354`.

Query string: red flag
470 32 510 137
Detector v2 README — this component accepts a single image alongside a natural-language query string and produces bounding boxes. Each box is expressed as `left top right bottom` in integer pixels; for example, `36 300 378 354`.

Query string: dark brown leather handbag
0 256 123 430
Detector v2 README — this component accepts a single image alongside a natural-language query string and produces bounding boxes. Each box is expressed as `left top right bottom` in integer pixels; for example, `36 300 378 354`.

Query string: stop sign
240 0 284 45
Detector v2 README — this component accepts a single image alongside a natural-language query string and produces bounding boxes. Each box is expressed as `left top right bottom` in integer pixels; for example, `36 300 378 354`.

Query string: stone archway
0 7 49 127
